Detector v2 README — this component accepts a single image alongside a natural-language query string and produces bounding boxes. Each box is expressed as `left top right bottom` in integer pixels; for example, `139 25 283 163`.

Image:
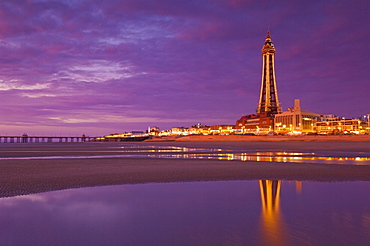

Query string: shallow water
0 180 369 246
1 144 369 165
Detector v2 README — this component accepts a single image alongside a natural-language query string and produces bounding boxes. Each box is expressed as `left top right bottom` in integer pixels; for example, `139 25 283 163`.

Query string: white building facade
274 99 320 134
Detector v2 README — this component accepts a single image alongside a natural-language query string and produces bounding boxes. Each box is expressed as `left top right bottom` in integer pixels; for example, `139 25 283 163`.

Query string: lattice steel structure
257 31 282 115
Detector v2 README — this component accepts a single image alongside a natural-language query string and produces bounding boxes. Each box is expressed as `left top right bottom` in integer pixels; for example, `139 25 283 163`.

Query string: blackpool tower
256 31 282 115
235 31 282 134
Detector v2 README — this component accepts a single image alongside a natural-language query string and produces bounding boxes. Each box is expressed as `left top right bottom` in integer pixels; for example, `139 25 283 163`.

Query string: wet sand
0 141 369 197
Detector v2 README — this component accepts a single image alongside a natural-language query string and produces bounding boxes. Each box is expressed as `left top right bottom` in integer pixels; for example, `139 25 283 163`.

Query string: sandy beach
0 140 369 198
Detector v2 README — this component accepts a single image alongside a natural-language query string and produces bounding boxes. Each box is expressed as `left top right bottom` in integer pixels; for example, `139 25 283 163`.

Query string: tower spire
256 30 281 115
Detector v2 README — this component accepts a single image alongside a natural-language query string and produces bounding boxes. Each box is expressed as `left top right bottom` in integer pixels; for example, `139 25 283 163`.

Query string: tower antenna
267 25 271 37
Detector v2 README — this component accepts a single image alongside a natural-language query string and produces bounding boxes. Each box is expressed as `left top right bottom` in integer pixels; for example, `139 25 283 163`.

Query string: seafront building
102 114 370 139
274 99 320 134
315 117 369 135
273 100 369 135
98 131 149 141
209 125 234 135
158 124 234 136
235 113 275 134
147 113 369 137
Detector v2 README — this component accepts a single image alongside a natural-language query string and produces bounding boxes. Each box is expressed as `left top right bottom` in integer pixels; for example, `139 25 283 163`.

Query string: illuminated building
315 117 368 135
188 124 210 135
360 114 370 133
274 99 320 134
236 31 281 134
208 125 234 135
148 126 160 136
235 112 274 134
100 131 149 141
169 127 189 136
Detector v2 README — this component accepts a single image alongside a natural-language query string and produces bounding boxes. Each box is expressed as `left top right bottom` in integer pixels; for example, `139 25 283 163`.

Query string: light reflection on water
0 181 369 246
1 145 369 165
148 152 370 165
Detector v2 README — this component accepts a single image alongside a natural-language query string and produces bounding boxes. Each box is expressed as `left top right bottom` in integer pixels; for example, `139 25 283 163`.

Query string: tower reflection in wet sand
259 180 289 246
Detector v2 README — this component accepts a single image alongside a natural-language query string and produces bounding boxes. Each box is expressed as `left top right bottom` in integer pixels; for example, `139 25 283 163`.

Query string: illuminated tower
257 31 282 115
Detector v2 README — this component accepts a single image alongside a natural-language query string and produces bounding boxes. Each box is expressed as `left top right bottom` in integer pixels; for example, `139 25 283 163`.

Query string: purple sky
0 0 369 136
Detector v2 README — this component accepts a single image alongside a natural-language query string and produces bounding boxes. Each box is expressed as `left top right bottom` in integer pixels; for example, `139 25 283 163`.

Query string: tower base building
236 113 274 135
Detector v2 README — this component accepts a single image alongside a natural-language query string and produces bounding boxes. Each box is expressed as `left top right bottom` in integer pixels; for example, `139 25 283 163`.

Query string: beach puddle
0 180 369 246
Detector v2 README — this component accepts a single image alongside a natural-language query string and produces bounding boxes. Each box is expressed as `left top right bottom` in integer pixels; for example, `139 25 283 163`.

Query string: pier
0 134 150 143
0 134 94 143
